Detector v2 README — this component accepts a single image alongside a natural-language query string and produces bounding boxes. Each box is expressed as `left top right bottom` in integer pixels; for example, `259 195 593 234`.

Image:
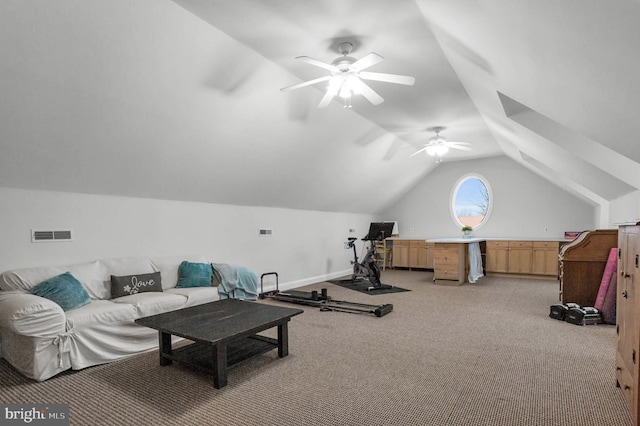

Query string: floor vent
31 229 74 243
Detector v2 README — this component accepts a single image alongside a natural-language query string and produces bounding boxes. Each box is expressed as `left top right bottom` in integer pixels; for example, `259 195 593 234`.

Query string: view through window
452 175 491 228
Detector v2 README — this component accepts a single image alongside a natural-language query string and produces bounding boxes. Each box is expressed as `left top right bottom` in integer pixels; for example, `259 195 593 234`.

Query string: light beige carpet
0 270 632 425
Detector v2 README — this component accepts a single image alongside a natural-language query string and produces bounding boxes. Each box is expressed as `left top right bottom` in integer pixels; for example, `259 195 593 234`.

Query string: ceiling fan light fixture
338 80 351 99
347 75 362 94
425 144 449 156
281 42 414 108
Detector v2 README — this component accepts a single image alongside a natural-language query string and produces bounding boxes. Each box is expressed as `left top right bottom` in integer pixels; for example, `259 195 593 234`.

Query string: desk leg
212 343 228 389
277 321 289 358
159 332 172 366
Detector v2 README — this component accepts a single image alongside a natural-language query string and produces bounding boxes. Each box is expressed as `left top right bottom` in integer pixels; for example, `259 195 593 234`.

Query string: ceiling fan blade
351 52 384 71
409 147 428 157
359 71 415 86
280 75 332 92
317 83 340 108
358 80 384 105
448 144 472 151
296 56 339 72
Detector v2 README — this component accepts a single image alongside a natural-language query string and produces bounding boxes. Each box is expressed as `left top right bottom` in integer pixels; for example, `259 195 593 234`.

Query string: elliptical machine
345 222 395 291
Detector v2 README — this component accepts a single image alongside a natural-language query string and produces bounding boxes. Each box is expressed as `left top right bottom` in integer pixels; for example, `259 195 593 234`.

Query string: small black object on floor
549 303 602 325
327 279 410 295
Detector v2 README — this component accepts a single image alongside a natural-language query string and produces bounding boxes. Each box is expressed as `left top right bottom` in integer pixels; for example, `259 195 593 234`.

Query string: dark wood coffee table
135 299 303 389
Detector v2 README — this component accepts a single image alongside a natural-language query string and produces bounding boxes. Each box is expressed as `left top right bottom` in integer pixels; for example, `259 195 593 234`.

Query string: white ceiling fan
280 42 415 108
410 126 472 163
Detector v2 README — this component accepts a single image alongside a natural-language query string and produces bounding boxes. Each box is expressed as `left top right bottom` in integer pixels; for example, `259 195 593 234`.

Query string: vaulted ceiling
1 0 638 214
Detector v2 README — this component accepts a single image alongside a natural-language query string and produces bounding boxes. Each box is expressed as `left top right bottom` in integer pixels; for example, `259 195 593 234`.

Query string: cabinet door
508 247 533 273
507 241 533 274
616 226 640 423
409 241 429 269
392 241 410 268
426 243 435 269
486 241 508 273
532 241 560 276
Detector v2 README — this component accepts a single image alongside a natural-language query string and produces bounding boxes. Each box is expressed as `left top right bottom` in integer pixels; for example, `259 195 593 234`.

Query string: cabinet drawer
434 266 460 280
410 240 427 248
616 352 636 417
434 252 458 264
510 241 533 248
393 240 410 247
533 241 559 249
487 241 507 248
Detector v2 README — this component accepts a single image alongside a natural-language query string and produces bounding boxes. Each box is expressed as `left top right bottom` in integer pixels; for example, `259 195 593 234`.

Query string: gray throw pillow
111 271 162 298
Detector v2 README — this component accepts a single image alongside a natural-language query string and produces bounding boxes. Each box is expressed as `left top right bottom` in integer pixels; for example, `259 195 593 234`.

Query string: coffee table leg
278 321 289 358
212 343 228 389
159 332 172 366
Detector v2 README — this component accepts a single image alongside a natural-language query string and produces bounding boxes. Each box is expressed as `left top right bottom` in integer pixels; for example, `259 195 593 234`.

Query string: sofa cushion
150 255 210 290
0 261 109 300
111 292 187 318
177 261 212 288
67 261 109 300
65 300 138 326
29 272 91 312
1 265 66 291
166 286 219 307
110 271 162 299
98 257 155 278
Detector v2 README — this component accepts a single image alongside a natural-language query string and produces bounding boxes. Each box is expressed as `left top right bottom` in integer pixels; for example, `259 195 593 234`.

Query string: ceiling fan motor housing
331 56 357 72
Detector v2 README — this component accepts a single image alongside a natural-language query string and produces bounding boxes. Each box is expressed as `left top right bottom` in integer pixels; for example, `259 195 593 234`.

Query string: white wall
0 187 374 288
608 190 640 226
379 156 598 239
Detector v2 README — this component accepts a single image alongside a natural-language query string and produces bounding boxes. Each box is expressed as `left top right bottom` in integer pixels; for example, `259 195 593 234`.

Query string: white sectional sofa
0 255 228 381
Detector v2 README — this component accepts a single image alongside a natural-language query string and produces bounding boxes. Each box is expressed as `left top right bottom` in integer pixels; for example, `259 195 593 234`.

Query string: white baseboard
274 269 351 292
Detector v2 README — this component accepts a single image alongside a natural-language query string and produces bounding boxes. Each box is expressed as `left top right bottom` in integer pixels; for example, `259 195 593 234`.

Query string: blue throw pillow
30 272 91 312
177 261 212 288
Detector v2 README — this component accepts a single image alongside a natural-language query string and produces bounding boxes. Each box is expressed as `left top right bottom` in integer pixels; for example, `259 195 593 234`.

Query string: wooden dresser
558 229 618 307
433 242 467 285
616 222 640 424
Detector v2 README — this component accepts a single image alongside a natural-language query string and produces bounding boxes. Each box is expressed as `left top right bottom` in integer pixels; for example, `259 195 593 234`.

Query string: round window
451 174 492 229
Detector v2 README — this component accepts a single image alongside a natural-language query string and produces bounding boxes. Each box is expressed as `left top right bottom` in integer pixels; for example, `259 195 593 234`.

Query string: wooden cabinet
616 223 640 424
532 241 560 276
409 240 429 269
426 242 435 269
486 241 534 274
486 241 509 273
507 241 533 274
433 243 467 285
559 229 618 306
392 240 410 268
392 240 430 269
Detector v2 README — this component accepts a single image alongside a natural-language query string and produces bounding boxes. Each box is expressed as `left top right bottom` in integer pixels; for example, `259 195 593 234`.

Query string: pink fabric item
601 271 617 324
595 248 617 310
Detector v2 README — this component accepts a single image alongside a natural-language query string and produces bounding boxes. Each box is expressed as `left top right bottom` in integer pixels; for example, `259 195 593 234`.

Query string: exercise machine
345 222 395 291
259 272 393 317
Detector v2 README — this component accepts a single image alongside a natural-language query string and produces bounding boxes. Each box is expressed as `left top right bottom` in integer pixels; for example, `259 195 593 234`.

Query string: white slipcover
0 255 220 381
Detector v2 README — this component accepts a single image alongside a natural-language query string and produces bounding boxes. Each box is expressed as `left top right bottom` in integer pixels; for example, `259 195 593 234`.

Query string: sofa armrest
0 291 66 336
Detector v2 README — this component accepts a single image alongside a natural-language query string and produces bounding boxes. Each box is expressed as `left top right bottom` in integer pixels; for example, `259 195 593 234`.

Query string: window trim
449 173 493 230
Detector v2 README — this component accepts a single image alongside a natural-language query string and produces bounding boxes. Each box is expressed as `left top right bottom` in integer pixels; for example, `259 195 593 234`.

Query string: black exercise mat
327 279 410 295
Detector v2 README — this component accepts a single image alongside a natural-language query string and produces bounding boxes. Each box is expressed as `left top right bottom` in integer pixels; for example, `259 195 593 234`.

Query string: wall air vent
259 229 273 236
31 229 74 243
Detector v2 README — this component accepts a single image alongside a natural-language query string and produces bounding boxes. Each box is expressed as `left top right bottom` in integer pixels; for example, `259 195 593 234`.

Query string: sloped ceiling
0 0 638 215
